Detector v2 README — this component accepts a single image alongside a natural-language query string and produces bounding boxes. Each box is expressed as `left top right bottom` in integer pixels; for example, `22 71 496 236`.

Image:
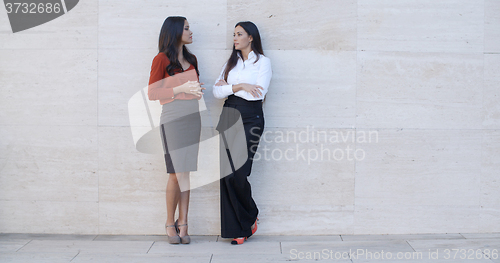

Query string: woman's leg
220 167 258 238
166 173 181 236
177 172 190 237
219 106 263 239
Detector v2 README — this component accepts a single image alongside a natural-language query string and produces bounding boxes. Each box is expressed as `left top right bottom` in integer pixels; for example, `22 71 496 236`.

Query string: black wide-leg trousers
216 95 264 238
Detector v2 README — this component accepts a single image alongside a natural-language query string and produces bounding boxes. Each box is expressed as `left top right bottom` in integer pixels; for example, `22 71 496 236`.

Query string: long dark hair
158 16 199 76
222 21 264 81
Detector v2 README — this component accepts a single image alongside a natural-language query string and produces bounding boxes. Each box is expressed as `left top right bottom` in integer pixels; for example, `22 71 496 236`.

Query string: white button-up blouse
213 51 272 101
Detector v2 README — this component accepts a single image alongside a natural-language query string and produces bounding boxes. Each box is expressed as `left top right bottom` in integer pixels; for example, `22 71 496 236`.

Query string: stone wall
0 0 499 235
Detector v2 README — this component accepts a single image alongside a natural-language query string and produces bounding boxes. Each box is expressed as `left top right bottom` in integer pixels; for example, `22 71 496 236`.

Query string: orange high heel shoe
231 237 247 245
231 217 259 245
251 217 258 236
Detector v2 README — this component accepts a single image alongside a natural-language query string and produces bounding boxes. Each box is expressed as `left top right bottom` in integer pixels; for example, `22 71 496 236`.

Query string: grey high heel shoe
165 224 180 244
175 220 191 244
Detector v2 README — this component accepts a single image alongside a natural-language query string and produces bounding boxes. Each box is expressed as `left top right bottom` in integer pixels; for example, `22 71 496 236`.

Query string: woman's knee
168 173 179 182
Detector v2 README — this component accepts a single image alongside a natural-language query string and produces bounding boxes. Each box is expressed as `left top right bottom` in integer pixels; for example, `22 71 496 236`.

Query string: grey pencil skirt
159 99 201 173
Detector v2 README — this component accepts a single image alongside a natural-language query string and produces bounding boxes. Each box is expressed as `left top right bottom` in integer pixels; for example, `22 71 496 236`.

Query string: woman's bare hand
183 81 205 97
215 79 228 86
237 83 263 98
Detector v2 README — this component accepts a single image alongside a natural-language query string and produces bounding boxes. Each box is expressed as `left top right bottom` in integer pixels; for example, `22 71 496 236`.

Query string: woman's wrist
173 83 189 95
173 86 182 95
232 84 241 93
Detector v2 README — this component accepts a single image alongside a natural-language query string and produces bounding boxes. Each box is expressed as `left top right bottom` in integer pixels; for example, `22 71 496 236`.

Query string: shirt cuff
216 84 234 98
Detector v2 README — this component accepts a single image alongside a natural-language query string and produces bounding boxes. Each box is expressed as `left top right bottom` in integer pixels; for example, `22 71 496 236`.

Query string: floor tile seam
14 239 32 252
69 250 80 262
146 241 155 254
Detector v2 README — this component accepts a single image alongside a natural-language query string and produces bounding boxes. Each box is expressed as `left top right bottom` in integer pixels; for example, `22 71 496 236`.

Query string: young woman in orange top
148 16 204 244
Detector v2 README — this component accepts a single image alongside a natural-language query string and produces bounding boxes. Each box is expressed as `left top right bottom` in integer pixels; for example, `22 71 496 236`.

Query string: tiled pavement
0 233 499 262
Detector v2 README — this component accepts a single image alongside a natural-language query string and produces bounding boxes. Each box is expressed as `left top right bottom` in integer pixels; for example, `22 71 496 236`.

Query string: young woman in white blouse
213 21 272 245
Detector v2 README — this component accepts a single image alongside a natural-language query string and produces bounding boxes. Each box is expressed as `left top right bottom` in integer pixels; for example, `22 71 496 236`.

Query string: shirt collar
237 50 257 61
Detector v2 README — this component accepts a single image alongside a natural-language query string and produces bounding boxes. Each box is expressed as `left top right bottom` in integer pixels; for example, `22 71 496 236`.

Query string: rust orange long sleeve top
148 52 200 105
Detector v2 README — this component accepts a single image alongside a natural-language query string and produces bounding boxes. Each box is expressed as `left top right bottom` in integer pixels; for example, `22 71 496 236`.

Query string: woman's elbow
212 88 223 99
213 93 223 99
147 92 156 101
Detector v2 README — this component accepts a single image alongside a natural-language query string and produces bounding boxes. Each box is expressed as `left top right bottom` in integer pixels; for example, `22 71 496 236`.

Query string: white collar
238 50 257 61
